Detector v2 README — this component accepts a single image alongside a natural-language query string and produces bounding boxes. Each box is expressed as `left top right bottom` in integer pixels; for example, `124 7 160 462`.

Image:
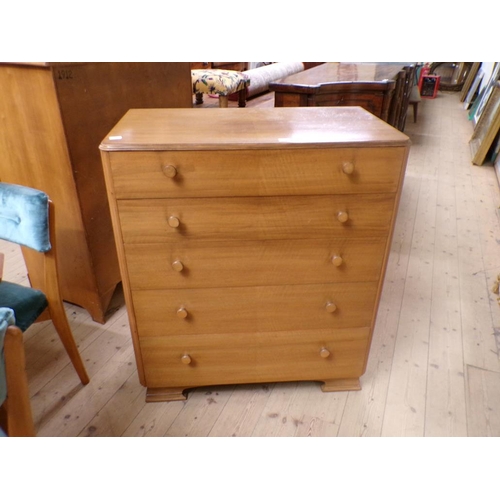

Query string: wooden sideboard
269 62 416 131
100 107 410 401
0 62 193 322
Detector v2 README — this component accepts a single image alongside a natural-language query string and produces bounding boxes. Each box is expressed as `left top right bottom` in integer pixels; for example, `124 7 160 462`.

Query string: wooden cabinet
100 107 410 401
0 62 193 322
270 63 416 131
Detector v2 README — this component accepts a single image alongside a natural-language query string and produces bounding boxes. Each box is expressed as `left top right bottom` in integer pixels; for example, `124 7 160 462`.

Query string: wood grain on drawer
124 237 387 290
108 148 406 199
140 327 370 388
133 282 378 336
117 193 396 244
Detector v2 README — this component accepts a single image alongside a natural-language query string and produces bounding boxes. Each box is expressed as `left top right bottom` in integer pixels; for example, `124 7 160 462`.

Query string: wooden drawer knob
172 260 184 272
332 255 343 267
181 354 192 365
177 307 188 319
168 216 180 228
325 302 337 313
337 211 349 223
162 164 178 178
342 161 355 175
320 348 331 358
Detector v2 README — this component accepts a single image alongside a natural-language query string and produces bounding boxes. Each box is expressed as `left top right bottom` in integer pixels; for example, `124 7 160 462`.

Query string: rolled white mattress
243 62 305 98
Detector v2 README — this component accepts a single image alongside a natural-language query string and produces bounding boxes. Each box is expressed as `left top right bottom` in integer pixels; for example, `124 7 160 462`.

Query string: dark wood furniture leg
238 88 247 107
412 102 418 122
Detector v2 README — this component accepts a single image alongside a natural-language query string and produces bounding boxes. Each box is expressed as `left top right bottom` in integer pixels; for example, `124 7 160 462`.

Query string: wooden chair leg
195 92 204 105
413 102 418 123
45 201 89 385
3 325 36 437
47 299 90 385
218 95 229 108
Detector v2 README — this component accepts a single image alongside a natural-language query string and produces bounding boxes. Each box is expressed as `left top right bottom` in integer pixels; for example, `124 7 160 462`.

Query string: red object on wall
420 75 441 99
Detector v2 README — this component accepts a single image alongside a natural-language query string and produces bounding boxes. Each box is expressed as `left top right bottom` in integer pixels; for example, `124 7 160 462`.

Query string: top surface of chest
99 107 410 152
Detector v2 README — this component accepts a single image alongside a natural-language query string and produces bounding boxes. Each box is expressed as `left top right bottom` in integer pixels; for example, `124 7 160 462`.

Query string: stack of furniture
100 106 410 402
192 63 307 107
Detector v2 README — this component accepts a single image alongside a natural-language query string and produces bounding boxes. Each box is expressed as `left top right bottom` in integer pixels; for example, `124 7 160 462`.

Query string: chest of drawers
100 107 410 402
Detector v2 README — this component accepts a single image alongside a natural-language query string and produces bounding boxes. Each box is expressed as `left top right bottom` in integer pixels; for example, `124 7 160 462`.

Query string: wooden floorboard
466 364 500 436
3 89 500 437
425 149 467 437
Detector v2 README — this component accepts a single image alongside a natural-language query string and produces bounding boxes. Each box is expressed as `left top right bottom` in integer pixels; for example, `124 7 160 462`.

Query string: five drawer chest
100 107 410 402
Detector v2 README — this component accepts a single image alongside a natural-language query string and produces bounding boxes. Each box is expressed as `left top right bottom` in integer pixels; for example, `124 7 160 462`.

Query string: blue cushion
0 182 51 252
0 281 48 332
0 307 16 407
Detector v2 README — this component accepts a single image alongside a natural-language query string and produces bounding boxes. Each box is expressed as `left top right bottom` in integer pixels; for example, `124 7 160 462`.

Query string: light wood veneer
100 107 410 401
0 62 192 322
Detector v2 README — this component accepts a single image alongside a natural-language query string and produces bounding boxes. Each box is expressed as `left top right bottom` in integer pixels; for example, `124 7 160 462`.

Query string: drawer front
124 237 387 290
140 327 370 388
108 148 406 199
117 193 396 244
313 92 385 118
132 282 378 336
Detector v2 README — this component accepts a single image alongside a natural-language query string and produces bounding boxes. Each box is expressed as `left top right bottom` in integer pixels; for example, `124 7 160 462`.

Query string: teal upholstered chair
0 182 89 389
0 307 35 437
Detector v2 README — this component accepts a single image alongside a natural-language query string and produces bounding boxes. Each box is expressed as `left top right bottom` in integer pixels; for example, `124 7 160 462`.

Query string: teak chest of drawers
100 107 410 402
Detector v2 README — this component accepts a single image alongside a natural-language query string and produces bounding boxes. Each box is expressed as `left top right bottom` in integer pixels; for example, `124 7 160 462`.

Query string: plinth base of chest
146 387 188 402
144 377 362 403
321 377 361 392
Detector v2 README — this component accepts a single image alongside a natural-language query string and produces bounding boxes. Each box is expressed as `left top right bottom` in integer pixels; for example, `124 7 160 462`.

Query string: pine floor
3 89 500 437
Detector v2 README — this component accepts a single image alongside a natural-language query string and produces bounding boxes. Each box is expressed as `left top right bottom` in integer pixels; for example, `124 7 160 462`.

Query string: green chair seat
0 281 48 332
